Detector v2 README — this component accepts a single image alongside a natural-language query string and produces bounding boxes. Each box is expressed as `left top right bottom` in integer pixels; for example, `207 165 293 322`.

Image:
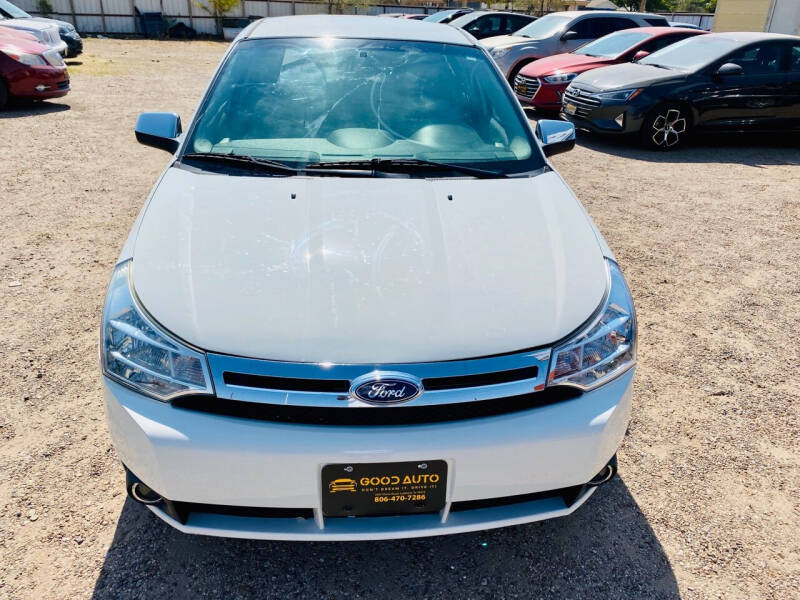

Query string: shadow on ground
0 101 70 118
575 130 800 168
92 478 679 600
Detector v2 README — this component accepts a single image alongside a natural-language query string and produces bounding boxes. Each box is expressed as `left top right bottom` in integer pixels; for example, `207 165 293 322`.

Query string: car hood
0 18 54 33
131 167 608 363
572 62 682 90
521 53 615 77
481 34 529 49
0 24 37 42
31 17 75 31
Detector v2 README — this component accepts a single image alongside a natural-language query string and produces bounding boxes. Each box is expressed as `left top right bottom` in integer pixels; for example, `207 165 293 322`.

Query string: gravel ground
0 39 798 600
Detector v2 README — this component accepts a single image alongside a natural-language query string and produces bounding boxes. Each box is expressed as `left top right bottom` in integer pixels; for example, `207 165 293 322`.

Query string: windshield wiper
306 158 508 179
181 152 300 175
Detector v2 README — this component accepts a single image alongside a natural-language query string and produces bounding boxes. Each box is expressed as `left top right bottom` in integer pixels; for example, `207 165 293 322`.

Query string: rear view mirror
535 120 576 157
716 62 743 77
562 30 578 41
135 112 182 153
633 50 650 61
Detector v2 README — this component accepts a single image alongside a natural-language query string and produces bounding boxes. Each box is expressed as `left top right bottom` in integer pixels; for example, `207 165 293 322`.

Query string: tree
196 0 240 35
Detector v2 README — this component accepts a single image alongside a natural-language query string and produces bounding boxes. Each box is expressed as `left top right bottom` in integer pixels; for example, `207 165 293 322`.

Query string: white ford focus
101 15 636 540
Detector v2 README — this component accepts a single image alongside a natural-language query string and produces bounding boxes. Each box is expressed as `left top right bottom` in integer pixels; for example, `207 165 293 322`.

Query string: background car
483 10 669 82
561 32 800 149
0 13 66 55
422 8 473 24
668 21 706 30
0 0 80 56
448 11 536 41
514 27 707 111
0 24 69 108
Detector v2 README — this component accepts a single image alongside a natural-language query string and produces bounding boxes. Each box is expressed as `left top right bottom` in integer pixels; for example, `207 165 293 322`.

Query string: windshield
639 35 739 71
514 14 571 40
185 37 541 176
0 0 30 18
575 31 651 58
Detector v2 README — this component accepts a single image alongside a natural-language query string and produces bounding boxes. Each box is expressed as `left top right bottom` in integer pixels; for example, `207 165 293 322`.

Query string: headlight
490 47 511 59
101 260 213 401
547 259 636 390
543 72 578 84
594 88 643 102
1 49 47 66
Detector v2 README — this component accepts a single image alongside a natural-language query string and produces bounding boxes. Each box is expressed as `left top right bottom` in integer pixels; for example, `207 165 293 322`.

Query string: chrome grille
513 74 540 100
204 349 552 412
562 87 601 119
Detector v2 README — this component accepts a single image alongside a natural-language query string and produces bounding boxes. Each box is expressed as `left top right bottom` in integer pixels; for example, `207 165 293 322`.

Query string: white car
102 15 636 541
0 14 66 55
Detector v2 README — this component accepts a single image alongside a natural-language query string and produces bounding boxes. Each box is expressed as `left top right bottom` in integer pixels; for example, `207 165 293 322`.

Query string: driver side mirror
535 120 576 157
561 30 578 41
135 112 182 153
632 50 650 62
715 62 743 77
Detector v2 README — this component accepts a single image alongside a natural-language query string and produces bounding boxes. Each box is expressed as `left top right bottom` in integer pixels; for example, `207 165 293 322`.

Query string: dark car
0 0 82 57
561 32 800 149
515 27 707 111
422 8 473 24
448 11 536 40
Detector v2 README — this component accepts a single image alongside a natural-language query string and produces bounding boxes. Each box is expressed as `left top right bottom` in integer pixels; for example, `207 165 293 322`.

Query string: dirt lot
0 38 799 600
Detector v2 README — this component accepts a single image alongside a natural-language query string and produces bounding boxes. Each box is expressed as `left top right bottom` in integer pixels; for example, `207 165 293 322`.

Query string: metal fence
13 0 714 36
13 0 441 35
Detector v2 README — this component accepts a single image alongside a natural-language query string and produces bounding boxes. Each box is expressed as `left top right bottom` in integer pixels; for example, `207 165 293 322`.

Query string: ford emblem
351 372 422 405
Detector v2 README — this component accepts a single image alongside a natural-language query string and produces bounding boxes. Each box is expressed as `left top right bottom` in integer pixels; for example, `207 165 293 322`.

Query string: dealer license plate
322 460 447 517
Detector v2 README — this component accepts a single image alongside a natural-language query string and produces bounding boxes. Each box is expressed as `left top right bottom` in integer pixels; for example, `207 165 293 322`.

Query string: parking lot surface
0 39 798 600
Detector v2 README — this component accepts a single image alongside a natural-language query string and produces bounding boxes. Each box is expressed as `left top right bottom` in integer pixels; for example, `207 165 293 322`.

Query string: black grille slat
422 366 538 391
223 372 350 393
563 88 601 118
172 387 581 426
450 485 584 512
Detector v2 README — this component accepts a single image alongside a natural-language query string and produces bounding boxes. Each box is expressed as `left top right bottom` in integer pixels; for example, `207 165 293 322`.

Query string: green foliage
196 0 240 34
38 0 54 16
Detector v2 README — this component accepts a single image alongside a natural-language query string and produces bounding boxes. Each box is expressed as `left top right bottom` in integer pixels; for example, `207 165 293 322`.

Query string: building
713 0 800 35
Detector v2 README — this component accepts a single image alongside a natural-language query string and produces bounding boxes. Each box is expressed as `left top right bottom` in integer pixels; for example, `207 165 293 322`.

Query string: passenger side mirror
561 30 578 41
535 120 576 157
135 112 182 153
715 62 743 77
632 50 650 62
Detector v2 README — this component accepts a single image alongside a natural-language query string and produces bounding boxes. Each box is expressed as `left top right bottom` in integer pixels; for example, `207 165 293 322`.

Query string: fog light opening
130 482 163 505
614 113 625 128
35 84 51 92
588 455 618 487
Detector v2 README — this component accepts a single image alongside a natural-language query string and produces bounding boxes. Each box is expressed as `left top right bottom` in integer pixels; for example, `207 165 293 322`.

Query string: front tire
640 104 690 150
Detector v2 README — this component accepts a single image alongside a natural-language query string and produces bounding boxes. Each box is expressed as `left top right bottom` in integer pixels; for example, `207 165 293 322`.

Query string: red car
0 24 69 108
513 27 707 111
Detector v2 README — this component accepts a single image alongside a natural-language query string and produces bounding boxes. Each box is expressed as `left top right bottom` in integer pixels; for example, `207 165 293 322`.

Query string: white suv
102 15 636 540
483 10 668 81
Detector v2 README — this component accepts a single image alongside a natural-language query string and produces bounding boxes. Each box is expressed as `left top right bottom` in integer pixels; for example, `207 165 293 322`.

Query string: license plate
322 460 447 517
565 102 578 115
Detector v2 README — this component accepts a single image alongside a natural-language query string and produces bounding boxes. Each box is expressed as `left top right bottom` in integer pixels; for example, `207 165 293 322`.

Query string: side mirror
535 119 576 157
135 112 182 153
561 30 578 41
632 50 650 62
715 62 743 77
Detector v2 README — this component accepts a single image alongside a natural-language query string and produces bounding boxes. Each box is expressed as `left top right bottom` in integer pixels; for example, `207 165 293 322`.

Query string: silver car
483 10 668 81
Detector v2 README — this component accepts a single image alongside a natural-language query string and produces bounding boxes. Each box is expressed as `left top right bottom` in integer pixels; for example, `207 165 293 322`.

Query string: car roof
247 15 473 45
703 31 799 43
632 26 707 36
544 10 662 18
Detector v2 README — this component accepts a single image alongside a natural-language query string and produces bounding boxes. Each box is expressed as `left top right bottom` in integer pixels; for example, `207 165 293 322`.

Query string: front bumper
7 66 69 99
104 369 633 540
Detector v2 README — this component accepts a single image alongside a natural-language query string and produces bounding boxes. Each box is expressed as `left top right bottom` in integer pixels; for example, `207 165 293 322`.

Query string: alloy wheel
650 108 687 148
